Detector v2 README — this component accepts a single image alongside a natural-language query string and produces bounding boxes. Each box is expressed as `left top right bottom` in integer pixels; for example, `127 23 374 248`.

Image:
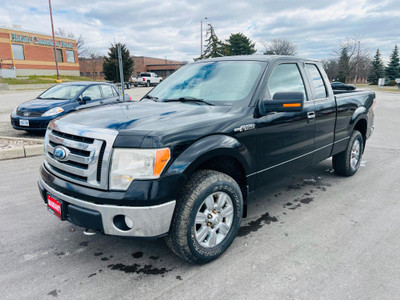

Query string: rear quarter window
306 64 327 99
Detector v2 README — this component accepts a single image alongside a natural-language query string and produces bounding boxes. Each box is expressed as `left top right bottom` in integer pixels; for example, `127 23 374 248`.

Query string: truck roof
197 55 320 64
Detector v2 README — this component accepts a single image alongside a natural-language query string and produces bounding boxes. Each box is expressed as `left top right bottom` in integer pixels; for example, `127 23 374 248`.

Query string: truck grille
44 121 118 190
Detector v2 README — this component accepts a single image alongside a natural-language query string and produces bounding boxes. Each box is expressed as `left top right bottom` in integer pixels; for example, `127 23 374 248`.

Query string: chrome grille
44 120 118 190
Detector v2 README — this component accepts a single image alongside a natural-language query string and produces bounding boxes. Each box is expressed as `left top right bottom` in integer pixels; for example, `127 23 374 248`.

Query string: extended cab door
304 63 336 164
254 62 316 186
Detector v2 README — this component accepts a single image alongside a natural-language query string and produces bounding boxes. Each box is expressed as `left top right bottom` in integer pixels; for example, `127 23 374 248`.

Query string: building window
66 50 75 63
54 49 63 62
80 72 83 76
12 44 25 60
94 72 98 77
86 72 91 77
100 72 104 77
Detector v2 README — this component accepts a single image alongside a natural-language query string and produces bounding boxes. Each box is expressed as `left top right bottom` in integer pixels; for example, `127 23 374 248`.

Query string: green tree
337 47 350 83
198 24 224 60
224 33 256 56
385 45 400 80
103 43 134 82
367 49 385 84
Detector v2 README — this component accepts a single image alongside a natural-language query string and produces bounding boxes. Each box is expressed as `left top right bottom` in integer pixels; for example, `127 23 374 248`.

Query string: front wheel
165 170 243 264
332 130 364 176
146 81 150 87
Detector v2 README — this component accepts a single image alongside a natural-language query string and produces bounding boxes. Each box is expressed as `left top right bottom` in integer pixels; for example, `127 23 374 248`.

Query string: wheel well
354 118 367 149
192 155 248 216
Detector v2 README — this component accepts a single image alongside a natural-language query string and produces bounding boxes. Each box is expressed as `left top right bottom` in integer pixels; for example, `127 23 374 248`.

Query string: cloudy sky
1 0 399 62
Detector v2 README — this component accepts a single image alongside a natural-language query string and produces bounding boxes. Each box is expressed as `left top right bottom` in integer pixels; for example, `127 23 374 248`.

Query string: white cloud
1 0 399 61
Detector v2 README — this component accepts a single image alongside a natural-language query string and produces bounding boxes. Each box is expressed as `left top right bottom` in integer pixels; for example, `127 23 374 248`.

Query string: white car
132 72 162 87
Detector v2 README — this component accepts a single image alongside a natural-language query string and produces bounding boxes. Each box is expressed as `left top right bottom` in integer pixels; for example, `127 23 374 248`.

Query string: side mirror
79 95 91 104
261 92 304 113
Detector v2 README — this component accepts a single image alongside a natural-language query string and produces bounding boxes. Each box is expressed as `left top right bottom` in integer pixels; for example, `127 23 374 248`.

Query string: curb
0 136 43 160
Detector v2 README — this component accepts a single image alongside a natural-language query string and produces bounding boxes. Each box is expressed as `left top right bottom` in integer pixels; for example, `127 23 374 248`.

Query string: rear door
304 63 336 164
100 84 120 104
255 61 316 186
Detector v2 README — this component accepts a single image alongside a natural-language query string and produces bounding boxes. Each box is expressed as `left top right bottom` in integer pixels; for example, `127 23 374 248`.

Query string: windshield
38 85 85 100
146 60 266 106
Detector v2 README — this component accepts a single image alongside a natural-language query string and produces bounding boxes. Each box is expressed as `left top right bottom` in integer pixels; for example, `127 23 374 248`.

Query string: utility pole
48 0 61 82
354 40 361 84
118 44 124 100
200 17 208 58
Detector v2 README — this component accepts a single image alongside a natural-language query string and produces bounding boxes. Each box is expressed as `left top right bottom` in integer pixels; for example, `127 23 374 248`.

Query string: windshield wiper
142 95 159 101
164 97 214 106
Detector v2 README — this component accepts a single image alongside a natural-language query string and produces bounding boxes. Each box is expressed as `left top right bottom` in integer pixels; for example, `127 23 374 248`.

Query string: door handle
307 111 316 119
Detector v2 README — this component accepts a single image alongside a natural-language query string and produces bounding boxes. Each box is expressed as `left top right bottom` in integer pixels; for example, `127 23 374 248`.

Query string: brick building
132 56 186 78
79 56 186 80
0 26 79 77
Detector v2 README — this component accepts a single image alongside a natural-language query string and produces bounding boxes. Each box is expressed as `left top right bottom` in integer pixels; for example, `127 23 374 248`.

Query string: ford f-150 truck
38 56 375 264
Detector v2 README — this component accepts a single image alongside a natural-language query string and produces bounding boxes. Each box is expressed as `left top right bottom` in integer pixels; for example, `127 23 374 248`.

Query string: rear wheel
165 170 243 264
146 80 150 87
333 130 363 176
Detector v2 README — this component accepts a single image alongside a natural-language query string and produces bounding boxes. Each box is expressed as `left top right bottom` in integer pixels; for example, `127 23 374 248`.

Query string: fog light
113 214 134 231
124 216 134 229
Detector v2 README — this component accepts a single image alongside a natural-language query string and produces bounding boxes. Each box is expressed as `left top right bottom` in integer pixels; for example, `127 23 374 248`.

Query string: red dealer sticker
47 195 62 219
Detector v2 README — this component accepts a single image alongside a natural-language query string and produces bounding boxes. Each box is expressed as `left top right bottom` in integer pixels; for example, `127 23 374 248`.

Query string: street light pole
200 17 208 58
48 0 61 82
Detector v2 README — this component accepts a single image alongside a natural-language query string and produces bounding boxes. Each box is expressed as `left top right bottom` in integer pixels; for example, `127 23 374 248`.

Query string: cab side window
82 85 102 100
306 64 327 99
267 63 307 100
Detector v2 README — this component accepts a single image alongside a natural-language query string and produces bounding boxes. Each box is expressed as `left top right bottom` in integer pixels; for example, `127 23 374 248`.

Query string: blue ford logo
53 146 69 161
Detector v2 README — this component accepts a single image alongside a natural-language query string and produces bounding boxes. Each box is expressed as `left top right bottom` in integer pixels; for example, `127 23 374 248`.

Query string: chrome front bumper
40 179 176 237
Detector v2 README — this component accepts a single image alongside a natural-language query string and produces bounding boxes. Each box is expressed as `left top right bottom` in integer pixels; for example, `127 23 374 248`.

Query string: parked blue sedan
10 82 131 132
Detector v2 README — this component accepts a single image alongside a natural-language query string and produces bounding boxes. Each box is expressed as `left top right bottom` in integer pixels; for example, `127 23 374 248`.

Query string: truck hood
58 101 234 134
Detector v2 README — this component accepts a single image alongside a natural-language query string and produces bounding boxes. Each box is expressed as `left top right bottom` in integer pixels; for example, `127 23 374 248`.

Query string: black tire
332 130 364 176
146 81 150 87
165 170 243 264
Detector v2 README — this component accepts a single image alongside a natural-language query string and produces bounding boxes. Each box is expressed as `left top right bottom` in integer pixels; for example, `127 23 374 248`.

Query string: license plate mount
47 194 62 219
19 119 29 127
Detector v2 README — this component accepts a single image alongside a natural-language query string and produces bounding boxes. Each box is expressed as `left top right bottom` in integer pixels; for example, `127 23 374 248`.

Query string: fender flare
349 106 368 136
164 134 252 178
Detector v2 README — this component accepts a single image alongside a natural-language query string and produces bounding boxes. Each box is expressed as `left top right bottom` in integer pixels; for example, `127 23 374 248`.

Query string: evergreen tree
367 49 385 84
224 33 256 56
103 43 134 82
337 47 350 83
385 45 400 80
202 24 224 59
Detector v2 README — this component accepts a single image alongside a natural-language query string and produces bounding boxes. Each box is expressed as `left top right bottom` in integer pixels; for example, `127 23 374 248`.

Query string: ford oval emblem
53 146 69 161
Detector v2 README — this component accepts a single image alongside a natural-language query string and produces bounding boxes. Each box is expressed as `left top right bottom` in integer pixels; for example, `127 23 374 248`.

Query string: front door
254 62 316 187
77 85 104 109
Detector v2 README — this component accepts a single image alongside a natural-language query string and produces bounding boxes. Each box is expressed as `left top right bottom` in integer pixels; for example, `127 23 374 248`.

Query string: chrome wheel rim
194 192 234 248
350 139 361 170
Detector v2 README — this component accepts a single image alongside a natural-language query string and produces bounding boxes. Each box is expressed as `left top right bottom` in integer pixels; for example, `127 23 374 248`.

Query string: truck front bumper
38 178 176 238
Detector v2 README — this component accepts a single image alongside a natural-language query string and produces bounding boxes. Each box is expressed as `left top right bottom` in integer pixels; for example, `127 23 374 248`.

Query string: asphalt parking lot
0 91 399 299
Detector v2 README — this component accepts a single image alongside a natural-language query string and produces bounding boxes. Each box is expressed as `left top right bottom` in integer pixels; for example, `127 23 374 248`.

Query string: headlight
12 106 18 116
42 107 64 117
110 148 170 190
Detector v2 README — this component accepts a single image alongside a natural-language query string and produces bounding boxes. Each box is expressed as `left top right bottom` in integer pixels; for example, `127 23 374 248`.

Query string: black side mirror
79 95 91 104
261 92 304 114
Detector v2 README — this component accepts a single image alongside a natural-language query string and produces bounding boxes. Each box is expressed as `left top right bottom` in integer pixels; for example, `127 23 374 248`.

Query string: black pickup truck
38 56 375 264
